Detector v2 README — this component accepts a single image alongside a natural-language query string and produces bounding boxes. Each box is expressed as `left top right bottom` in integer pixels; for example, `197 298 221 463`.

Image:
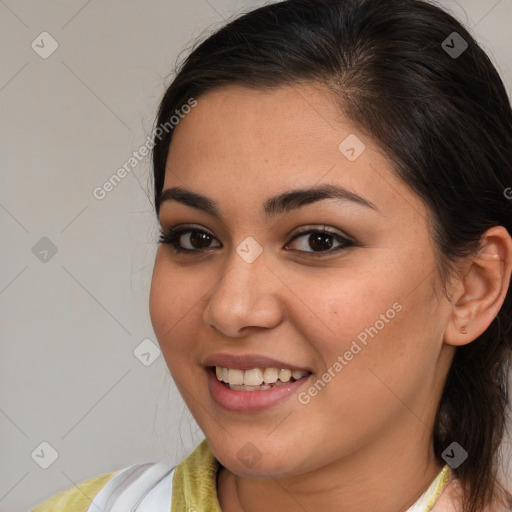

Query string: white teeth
263 367 279 383
244 368 263 386
279 369 292 382
214 366 310 389
227 368 244 385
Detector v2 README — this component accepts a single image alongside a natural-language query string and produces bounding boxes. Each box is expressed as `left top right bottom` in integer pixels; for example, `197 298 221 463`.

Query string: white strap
405 466 449 512
86 463 175 512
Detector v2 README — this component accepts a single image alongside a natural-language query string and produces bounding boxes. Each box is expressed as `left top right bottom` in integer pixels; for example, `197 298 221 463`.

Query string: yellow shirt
31 471 118 512
32 439 450 511
31 439 221 511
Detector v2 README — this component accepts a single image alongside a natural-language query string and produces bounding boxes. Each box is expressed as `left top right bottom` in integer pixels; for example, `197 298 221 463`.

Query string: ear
444 226 512 347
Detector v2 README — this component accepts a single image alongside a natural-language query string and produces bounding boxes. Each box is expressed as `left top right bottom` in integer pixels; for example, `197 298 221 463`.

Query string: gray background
0 1 511 511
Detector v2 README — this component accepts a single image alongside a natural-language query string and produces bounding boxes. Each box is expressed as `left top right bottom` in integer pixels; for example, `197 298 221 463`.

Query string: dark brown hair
151 1 512 510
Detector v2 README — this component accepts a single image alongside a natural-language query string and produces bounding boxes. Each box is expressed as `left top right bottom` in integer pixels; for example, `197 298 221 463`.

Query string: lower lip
207 368 312 412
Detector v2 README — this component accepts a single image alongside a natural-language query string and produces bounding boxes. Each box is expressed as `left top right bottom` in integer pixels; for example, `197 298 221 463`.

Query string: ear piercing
460 326 468 334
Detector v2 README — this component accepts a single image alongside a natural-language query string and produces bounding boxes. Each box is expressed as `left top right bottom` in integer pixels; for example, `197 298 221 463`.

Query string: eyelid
160 223 352 240
285 226 355 255
159 222 216 239
159 223 356 257
289 224 353 240
158 224 219 252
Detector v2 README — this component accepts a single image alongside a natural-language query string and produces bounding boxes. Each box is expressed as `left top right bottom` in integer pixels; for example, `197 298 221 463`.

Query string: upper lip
203 353 312 372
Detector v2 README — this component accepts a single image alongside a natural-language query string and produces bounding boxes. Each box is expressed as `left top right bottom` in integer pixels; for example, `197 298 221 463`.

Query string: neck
218 419 445 512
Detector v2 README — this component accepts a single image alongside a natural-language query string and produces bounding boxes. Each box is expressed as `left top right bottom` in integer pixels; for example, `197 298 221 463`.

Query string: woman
33 0 512 510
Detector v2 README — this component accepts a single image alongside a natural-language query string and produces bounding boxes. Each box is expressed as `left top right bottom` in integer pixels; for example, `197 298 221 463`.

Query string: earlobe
443 226 512 347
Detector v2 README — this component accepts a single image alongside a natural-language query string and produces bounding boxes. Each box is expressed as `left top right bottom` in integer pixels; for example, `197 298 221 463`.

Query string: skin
149 83 512 512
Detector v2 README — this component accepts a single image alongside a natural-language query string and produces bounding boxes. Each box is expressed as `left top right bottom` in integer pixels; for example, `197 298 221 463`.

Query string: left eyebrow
263 183 378 216
156 183 378 218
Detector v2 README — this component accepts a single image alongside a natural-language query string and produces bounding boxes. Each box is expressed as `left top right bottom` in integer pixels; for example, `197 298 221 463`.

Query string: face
149 83 454 479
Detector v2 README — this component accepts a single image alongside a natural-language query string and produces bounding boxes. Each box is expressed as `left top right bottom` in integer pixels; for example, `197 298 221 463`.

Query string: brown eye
286 228 354 256
159 226 221 252
307 232 335 251
183 231 214 249
159 225 354 257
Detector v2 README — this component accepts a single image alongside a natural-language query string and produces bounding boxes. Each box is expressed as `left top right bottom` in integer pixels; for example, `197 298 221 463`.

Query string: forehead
162 83 424 223
167 83 351 177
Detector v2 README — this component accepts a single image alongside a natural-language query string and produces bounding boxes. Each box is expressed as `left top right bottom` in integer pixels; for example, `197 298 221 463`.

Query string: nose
202 250 283 338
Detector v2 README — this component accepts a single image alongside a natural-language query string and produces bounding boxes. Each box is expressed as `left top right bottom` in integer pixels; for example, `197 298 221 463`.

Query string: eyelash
158 224 355 257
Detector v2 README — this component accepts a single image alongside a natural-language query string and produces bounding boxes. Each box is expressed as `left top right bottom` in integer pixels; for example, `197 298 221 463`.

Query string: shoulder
31 470 118 512
432 478 512 512
31 462 176 512
31 440 220 512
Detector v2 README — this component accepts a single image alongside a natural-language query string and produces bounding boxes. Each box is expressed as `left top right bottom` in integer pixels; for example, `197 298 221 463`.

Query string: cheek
149 256 200 357
286 268 401 356
149 258 173 341
290 261 436 396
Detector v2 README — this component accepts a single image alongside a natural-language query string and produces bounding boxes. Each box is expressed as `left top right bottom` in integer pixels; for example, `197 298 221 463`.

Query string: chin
212 441 307 479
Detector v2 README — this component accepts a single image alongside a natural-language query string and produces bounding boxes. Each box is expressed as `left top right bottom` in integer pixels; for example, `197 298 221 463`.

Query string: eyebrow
156 184 377 219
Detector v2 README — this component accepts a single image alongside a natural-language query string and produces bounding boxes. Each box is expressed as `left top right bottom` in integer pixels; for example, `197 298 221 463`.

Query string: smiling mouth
212 365 312 391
